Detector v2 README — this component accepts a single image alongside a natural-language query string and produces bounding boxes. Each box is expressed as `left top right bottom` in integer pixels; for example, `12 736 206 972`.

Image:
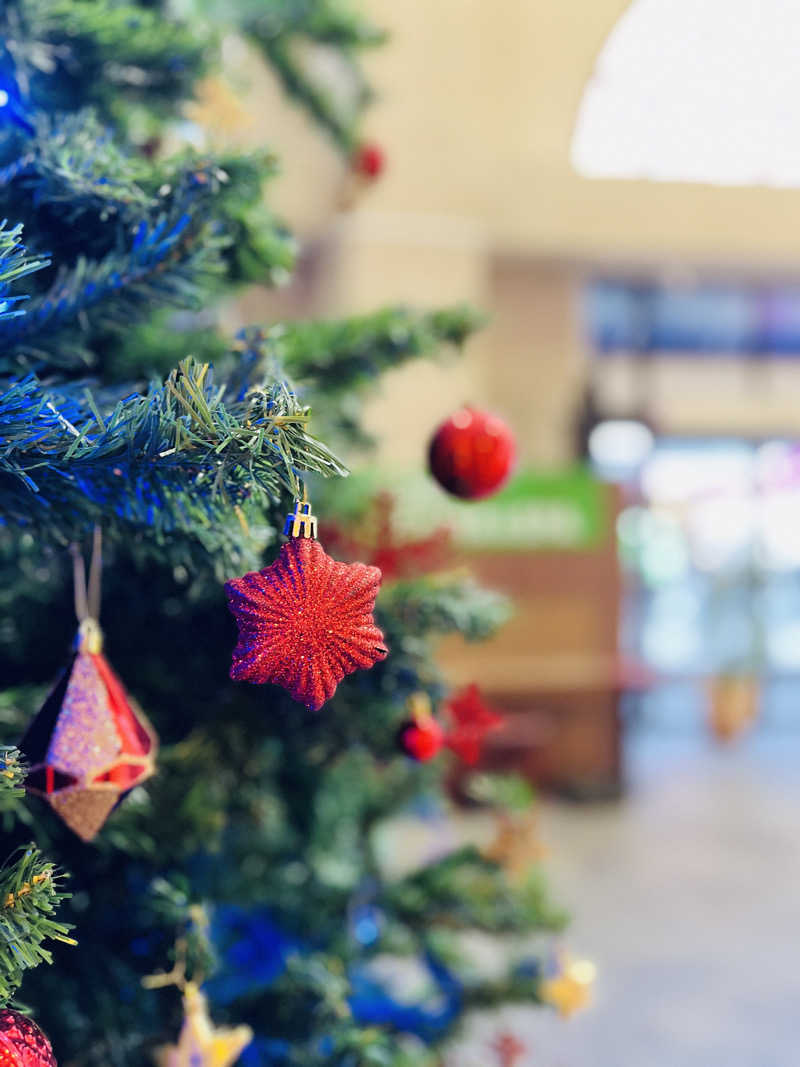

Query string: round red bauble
428 407 515 499
353 142 385 180
397 716 445 762
0 1010 56 1067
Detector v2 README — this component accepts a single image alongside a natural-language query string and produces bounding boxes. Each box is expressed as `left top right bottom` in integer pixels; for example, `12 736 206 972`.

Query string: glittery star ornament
156 984 252 1067
484 811 547 882
320 492 452 581
490 1031 526 1067
0 1009 56 1067
226 534 388 711
540 956 596 1018
20 618 158 842
443 684 504 765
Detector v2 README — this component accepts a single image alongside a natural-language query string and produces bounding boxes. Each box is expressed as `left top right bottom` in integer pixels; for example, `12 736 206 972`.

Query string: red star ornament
319 492 452 581
226 537 388 711
443 684 504 765
491 1031 526 1067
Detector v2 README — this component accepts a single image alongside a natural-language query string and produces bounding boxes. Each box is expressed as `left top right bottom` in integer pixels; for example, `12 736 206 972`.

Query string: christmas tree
0 3 583 1064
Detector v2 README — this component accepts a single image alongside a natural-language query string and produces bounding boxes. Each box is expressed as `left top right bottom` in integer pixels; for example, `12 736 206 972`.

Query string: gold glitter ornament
154 984 252 1067
539 955 596 1017
19 531 157 842
20 618 158 842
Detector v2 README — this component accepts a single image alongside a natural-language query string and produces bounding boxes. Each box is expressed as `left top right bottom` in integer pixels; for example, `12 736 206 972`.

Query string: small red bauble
0 1009 56 1067
353 141 385 180
397 715 445 762
428 407 515 500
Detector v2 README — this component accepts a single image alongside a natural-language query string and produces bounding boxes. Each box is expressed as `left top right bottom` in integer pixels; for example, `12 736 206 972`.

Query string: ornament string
69 525 102 623
69 544 88 623
87 524 102 621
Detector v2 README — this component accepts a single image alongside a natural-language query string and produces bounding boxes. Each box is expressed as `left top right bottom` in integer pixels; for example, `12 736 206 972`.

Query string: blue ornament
0 62 34 135
348 953 462 1044
204 905 302 1004
239 1037 291 1066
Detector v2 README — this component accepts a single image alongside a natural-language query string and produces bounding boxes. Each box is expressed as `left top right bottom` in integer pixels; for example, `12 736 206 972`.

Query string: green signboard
334 466 608 551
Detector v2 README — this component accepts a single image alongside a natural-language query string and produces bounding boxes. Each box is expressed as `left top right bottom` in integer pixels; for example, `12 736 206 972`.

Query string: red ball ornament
226 510 388 711
0 1010 56 1067
397 715 445 762
428 407 515 500
396 692 445 762
353 141 385 180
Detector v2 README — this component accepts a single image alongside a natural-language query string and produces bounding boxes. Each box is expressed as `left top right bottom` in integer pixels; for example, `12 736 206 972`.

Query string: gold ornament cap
283 498 318 539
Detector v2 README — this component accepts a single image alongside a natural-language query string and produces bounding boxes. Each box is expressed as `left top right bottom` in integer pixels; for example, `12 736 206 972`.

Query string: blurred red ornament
20 618 158 843
397 693 445 761
226 510 388 711
428 407 515 499
319 493 452 581
444 684 504 765
491 1031 526 1067
353 141 385 179
0 1009 56 1067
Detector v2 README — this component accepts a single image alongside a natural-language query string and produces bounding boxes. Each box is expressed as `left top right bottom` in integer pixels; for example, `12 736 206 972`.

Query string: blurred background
193 2 800 1063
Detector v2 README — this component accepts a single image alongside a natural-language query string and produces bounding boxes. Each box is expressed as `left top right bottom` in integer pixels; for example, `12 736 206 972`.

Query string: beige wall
359 0 800 265
213 3 800 461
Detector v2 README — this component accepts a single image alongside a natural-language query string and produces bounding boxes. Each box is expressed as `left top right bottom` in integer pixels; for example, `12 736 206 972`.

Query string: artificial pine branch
0 116 293 370
1 111 152 218
243 0 385 152
236 306 487 445
239 0 385 49
0 222 49 322
0 358 347 541
239 306 486 393
0 747 26 814
2 0 210 123
253 34 361 152
379 576 512 642
383 846 566 934
0 845 74 1006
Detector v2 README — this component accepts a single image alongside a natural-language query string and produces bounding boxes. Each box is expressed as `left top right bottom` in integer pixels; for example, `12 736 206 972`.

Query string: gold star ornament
156 983 253 1067
484 811 547 882
539 956 596 1018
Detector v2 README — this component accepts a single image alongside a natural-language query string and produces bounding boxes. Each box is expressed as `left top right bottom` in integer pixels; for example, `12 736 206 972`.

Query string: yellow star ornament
156 983 253 1067
539 957 596 1018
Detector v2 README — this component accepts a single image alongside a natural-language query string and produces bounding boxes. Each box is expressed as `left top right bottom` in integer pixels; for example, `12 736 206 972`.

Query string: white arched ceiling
571 0 800 187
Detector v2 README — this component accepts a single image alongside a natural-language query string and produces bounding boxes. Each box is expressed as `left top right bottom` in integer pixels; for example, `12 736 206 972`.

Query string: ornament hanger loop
408 691 433 724
69 525 103 623
283 484 318 540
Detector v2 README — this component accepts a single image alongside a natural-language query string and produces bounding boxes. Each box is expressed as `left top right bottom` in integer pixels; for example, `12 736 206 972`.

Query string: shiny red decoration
397 715 445 762
0 1009 56 1067
20 621 158 842
491 1031 526 1067
428 407 515 499
319 493 452 581
226 537 388 711
353 142 385 179
443 684 504 765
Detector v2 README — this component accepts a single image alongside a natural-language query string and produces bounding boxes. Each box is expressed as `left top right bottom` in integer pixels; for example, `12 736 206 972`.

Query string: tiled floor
448 732 800 1067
